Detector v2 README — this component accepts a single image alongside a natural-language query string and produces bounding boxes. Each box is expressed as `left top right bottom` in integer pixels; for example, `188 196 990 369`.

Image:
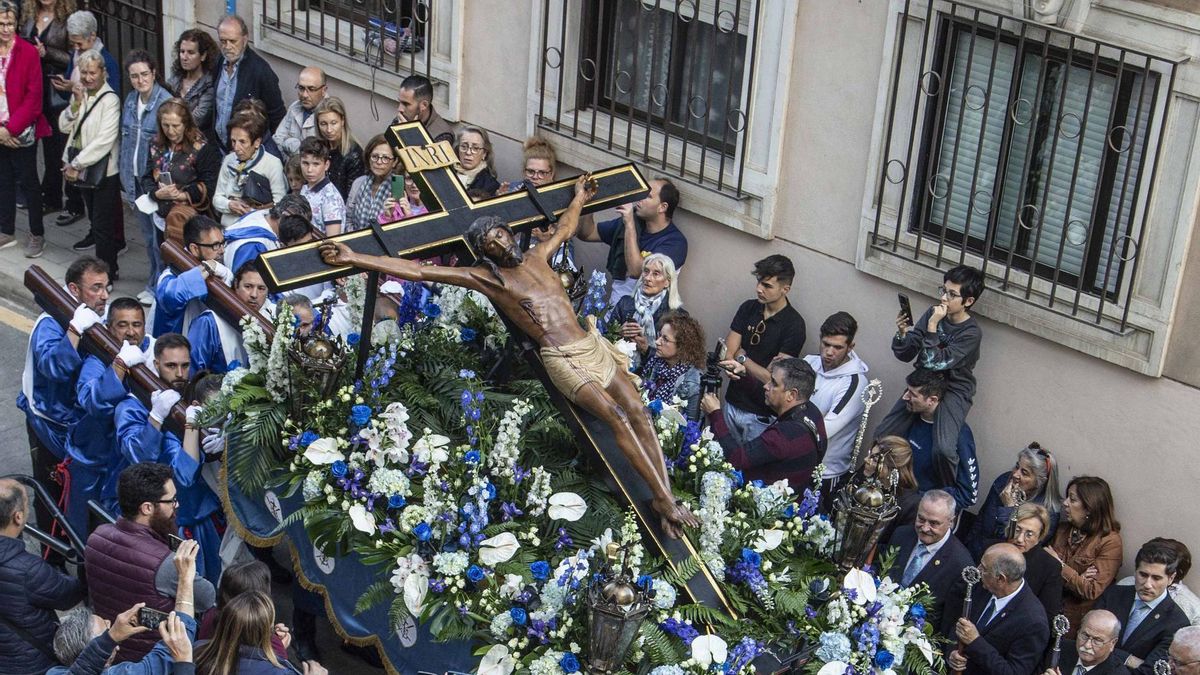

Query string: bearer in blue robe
153 215 232 336
187 263 275 374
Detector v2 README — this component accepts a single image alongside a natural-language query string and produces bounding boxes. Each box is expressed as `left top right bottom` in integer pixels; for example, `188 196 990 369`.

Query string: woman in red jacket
0 0 51 257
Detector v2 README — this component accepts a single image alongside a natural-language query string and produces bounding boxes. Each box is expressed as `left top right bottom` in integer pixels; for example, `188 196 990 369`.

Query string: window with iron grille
537 0 760 197
868 1 1178 333
260 0 432 76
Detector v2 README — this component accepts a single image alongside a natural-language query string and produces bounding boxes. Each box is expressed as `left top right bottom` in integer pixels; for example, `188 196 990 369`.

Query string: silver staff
847 379 883 470
1049 614 1070 668
952 565 984 675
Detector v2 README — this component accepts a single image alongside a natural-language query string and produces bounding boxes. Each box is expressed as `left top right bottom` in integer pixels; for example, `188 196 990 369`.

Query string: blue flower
509 607 528 625
784 504 796 519
347 332 360 346
729 470 745 488
815 632 852 663
388 494 406 509
637 574 654 589
740 548 762 568
874 650 895 670
459 369 476 379
330 461 348 478
460 390 473 408
460 327 477 342
466 565 485 583
227 359 241 370
350 405 372 426
485 482 497 501
559 653 580 673
648 399 664 414
530 561 550 581
423 302 442 318
413 522 432 542
475 391 485 403
464 450 480 464
299 431 318 447
909 603 927 619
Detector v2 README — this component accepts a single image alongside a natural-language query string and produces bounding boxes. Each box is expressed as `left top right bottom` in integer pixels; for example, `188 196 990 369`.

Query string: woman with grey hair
59 47 121 277
610 252 685 363
453 124 499 197
965 442 1063 559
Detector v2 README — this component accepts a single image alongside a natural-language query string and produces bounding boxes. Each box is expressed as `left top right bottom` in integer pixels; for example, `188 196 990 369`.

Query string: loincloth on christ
540 328 641 403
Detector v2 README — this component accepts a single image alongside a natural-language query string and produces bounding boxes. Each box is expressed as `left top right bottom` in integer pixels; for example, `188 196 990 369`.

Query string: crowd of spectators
2 8 1196 675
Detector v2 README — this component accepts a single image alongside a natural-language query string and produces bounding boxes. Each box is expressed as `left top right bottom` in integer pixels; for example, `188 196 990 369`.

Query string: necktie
977 597 997 627
1124 601 1150 642
1073 664 1086 675
902 544 928 586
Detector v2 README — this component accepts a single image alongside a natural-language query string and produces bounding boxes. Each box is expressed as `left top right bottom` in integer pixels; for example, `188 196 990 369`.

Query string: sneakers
0 233 14 250
55 210 83 227
136 290 154 306
23 235 43 258
71 233 95 251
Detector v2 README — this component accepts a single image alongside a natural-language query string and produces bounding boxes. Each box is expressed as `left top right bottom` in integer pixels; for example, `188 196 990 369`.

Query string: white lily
659 404 686 428
691 634 728 668
303 438 342 465
751 529 785 552
547 492 587 521
413 433 451 465
478 532 520 565
404 569 428 615
478 644 516 675
817 661 850 675
348 504 376 534
842 567 877 605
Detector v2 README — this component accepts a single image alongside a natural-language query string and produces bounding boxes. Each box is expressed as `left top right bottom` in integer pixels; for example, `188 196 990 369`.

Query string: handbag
64 90 116 189
240 170 273 207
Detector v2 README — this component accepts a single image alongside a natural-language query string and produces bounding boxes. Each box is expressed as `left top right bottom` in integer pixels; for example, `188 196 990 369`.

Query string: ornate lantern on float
831 472 901 571
585 543 653 673
285 307 348 418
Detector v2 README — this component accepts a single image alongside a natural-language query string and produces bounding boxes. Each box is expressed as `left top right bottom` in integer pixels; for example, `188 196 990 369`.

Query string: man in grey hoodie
804 312 870 501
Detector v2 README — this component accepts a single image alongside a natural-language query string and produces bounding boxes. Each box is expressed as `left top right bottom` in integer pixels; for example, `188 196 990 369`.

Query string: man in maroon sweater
701 357 827 490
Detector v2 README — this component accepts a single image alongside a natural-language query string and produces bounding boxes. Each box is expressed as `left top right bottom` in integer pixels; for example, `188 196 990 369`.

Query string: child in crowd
285 154 304 193
298 137 345 236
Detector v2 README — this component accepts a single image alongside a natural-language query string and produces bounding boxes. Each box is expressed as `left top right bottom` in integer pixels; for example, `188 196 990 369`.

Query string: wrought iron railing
869 0 1180 332
260 0 433 80
536 0 761 198
87 0 163 95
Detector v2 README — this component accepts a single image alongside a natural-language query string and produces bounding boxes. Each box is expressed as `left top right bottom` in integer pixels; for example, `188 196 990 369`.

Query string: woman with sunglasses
965 442 1063 559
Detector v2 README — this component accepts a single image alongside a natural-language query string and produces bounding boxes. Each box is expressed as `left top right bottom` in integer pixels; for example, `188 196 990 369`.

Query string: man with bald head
275 66 327 158
1167 627 1200 675
0 478 86 674
946 542 1050 675
1045 610 1131 675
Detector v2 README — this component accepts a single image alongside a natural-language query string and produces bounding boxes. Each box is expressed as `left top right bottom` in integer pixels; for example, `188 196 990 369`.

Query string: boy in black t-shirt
717 255 806 447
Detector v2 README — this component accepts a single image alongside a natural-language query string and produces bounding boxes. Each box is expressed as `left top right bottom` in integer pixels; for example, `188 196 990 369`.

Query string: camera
701 338 727 396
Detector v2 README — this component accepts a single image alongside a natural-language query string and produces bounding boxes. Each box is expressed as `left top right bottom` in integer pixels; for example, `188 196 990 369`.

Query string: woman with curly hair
638 311 704 421
167 28 218 137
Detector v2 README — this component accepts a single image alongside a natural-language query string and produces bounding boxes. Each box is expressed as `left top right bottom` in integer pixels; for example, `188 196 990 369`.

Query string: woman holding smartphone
345 133 403 232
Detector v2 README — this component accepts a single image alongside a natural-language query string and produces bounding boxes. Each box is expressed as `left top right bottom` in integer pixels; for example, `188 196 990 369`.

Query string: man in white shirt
803 311 869 500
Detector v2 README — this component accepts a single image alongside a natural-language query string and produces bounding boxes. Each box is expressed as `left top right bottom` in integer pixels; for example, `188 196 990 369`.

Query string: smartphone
159 171 173 186
168 533 184 552
716 337 728 361
390 174 404 200
138 607 170 630
898 293 914 327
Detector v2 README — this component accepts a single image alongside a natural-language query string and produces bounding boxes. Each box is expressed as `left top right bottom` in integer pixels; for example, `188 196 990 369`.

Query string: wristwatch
735 354 747 364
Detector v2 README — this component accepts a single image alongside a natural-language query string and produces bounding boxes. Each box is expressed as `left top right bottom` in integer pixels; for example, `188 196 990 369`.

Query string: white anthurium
751 529 785 553
843 567 877 605
348 504 376 534
817 661 850 675
547 492 587 521
404 569 429 615
659 404 686 428
691 634 728 669
478 644 516 675
303 438 342 465
478 532 520 565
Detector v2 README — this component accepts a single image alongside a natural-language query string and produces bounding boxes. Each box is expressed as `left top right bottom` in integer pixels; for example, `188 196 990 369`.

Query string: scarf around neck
455 160 489 189
632 288 666 341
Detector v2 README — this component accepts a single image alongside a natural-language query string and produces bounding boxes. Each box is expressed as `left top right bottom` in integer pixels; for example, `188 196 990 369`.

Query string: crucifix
256 122 735 615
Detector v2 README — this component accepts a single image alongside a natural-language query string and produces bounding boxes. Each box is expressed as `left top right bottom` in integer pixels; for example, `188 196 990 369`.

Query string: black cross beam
254 121 650 292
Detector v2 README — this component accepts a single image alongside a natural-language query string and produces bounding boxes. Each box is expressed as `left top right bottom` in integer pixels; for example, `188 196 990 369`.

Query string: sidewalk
0 201 153 316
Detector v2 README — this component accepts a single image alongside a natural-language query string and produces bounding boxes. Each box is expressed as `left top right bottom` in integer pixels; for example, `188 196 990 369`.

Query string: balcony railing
870 0 1180 333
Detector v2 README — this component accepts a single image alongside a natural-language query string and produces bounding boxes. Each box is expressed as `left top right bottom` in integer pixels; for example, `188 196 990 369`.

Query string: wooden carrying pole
160 240 275 338
24 265 187 434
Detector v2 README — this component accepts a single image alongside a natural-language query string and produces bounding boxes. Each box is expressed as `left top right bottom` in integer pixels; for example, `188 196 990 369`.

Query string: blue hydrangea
815 631 852 663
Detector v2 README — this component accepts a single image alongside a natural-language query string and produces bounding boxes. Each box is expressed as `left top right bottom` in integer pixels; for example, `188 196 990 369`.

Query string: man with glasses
876 264 984 499
1095 541 1190 675
711 254 805 447
274 66 327 159
84 461 216 663
1167 627 1200 675
19 256 109 531
886 490 973 623
945 542 1049 675
1044 610 1131 675
212 13 284 150
153 215 232 336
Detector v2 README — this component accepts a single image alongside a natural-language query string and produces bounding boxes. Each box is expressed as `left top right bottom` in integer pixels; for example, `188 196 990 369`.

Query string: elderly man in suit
1167 627 1200 675
212 14 285 150
1094 541 1190 675
886 489 974 624
946 543 1050 675
1044 610 1131 675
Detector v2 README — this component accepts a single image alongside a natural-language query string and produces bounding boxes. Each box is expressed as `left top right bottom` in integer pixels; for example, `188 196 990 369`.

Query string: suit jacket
1094 585 1189 675
213 47 285 136
1055 644 1132 675
1026 545 1065 622
958 583 1050 675
886 525 974 626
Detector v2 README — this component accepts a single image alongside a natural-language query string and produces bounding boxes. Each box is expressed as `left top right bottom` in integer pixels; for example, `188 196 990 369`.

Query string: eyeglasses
196 240 227 250
524 168 552 178
458 143 485 154
295 83 325 93
153 497 179 506
748 319 767 346
1077 631 1116 646
369 153 396 163
84 283 113 294
937 285 962 299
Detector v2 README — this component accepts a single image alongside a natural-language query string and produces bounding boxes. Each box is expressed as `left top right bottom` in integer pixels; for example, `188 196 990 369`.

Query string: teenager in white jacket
804 311 870 496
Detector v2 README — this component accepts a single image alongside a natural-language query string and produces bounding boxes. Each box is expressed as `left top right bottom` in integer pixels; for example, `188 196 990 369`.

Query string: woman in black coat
1003 501 1063 620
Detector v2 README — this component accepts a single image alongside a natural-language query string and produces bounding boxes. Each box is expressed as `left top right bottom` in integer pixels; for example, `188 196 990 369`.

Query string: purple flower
379 518 396 534
459 369 476 379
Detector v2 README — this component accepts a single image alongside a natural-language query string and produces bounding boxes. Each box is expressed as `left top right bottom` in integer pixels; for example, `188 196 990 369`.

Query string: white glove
116 343 146 368
316 287 339 304
185 404 202 425
210 261 234 285
69 304 102 333
150 389 181 424
201 429 225 455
